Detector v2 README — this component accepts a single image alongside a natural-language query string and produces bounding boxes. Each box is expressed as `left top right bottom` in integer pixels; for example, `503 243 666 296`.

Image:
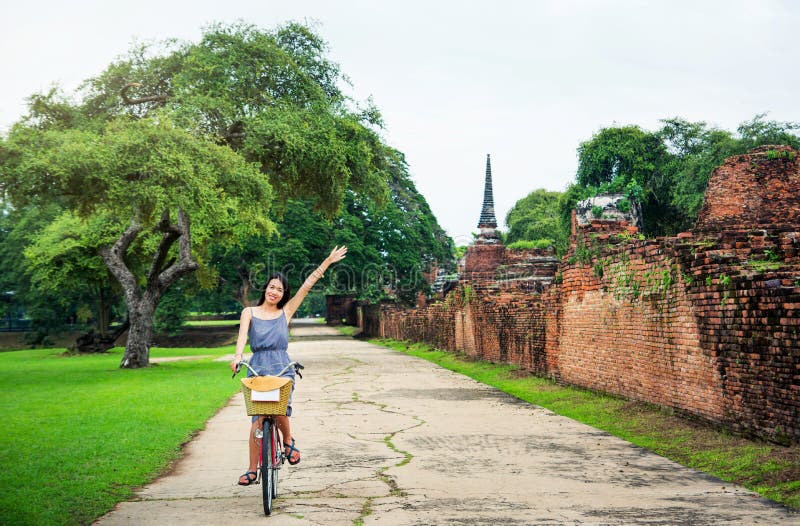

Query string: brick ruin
360 146 800 444
326 294 357 326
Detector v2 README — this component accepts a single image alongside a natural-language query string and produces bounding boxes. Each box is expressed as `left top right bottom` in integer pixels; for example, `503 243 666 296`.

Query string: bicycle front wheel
271 424 281 499
261 419 275 515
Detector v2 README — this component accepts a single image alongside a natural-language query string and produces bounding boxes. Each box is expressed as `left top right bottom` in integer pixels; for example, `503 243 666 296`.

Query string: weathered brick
362 146 800 445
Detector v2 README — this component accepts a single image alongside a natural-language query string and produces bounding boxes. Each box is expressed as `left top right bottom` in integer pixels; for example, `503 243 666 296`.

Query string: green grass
184 319 240 327
0 346 240 525
332 325 359 337
746 260 784 272
371 338 800 509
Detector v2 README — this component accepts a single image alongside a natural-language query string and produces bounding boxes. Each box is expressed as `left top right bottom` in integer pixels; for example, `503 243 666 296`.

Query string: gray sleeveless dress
247 308 294 416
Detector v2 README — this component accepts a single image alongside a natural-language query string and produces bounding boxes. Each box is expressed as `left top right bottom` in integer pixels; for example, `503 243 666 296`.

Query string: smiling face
263 278 285 306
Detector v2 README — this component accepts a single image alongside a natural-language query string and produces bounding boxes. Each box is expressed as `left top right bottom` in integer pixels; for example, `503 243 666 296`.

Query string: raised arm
284 245 347 321
229 307 252 371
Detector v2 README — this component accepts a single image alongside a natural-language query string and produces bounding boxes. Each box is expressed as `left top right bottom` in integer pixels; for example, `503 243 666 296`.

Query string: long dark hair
257 272 290 309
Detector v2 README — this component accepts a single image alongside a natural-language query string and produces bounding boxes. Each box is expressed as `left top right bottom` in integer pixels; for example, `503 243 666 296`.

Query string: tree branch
157 208 199 295
146 210 182 286
224 121 247 143
121 82 168 106
100 218 143 301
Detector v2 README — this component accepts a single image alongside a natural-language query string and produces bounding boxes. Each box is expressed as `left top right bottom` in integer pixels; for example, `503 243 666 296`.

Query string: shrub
507 239 554 250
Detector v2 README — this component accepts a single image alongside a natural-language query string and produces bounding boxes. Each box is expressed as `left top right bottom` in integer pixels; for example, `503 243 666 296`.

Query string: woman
230 245 348 486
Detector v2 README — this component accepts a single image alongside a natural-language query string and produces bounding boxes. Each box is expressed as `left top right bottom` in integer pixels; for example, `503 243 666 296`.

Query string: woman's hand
326 245 348 265
230 355 242 373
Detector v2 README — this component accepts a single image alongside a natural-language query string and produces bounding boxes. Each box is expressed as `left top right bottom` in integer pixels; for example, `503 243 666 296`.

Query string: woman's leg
275 415 300 463
239 418 262 484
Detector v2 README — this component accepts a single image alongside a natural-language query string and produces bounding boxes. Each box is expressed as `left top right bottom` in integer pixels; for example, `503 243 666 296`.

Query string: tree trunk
120 301 155 368
100 209 198 369
236 264 252 307
98 285 110 337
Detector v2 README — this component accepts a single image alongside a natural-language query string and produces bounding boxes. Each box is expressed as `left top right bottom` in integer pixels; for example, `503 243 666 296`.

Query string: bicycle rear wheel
261 419 275 515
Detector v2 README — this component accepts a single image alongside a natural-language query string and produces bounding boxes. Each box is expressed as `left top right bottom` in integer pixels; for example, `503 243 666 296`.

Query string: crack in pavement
312 354 426 525
344 390 426 525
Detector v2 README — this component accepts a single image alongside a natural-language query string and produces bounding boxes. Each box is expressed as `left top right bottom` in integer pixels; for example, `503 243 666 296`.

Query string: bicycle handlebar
232 359 304 379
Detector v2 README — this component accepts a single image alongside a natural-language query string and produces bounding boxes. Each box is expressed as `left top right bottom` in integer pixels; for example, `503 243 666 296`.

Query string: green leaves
3 115 274 248
242 107 349 217
504 189 564 250
569 115 800 237
576 125 666 191
174 22 339 127
22 211 115 294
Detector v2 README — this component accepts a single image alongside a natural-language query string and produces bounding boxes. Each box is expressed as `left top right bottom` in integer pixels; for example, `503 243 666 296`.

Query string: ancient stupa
476 154 500 245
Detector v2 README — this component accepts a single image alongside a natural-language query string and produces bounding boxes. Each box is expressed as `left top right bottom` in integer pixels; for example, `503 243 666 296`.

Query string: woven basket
241 376 293 416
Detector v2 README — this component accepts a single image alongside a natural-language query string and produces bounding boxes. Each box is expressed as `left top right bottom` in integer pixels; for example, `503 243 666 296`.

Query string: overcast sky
2 0 798 245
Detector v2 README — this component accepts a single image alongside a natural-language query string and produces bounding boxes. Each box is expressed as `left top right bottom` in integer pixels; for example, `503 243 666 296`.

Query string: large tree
1 115 273 367
81 21 390 217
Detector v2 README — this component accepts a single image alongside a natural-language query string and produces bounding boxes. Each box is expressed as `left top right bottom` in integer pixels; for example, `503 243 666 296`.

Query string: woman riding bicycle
230 245 348 486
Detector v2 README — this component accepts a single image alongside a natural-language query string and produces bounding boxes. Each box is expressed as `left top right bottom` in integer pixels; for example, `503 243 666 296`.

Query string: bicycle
232 359 304 516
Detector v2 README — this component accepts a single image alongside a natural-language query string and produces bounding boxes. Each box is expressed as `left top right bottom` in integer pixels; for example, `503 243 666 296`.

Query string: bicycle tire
261 419 274 515
271 425 281 499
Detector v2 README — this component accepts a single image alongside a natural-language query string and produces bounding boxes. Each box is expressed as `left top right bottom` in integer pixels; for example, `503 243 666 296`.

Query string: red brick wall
695 145 800 232
463 244 505 274
553 235 725 423
680 230 800 442
553 227 800 443
367 147 800 444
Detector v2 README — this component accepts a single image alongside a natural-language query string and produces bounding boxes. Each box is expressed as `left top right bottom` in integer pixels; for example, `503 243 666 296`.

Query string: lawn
0 345 239 526
184 319 240 326
371 338 800 510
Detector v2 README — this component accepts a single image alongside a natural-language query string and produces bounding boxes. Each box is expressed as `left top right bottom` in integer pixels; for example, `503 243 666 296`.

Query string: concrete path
96 321 798 525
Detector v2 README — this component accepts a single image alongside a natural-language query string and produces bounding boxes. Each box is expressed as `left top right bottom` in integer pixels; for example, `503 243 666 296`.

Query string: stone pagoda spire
476 154 500 244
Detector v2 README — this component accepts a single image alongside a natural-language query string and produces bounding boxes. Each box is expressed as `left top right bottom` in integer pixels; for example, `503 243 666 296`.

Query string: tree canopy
0 21 454 365
80 21 390 218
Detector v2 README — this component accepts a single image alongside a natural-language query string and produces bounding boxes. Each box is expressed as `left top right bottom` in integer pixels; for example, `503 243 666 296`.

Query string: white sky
1 0 798 245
